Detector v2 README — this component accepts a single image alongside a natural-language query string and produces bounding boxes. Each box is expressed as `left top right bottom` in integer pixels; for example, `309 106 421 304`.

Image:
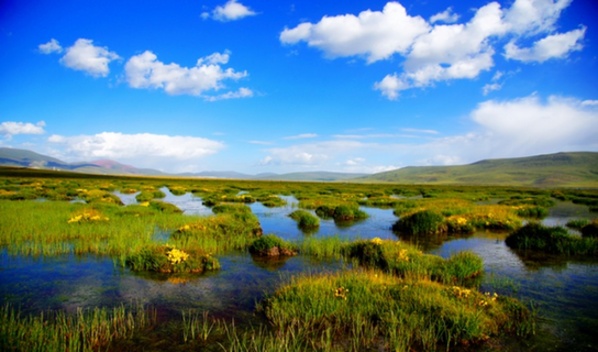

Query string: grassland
357 152 598 187
0 167 596 351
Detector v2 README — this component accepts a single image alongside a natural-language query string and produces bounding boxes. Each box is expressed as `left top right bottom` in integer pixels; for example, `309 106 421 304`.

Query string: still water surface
1 189 597 350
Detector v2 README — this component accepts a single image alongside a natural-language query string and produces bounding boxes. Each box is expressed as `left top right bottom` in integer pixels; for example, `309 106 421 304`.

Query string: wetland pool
1 189 597 351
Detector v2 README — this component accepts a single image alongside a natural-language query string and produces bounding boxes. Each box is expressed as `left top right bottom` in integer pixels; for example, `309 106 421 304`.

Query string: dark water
1 191 597 350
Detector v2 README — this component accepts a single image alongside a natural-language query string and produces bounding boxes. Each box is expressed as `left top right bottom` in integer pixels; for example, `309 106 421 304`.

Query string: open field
0 168 597 351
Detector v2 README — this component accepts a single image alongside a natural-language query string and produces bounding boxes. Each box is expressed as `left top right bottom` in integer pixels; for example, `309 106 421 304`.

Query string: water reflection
0 251 343 322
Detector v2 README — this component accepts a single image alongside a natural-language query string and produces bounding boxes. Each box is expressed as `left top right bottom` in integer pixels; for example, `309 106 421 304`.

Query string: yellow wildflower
371 237 383 245
167 248 189 265
334 286 349 300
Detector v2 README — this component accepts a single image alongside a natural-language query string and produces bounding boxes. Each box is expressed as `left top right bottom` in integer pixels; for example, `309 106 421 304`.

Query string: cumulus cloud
470 94 598 154
281 0 585 100
256 94 597 172
202 0 257 22
125 50 249 98
0 121 46 139
280 2 430 63
504 26 586 62
430 7 459 24
59 39 120 77
48 132 224 172
38 39 62 54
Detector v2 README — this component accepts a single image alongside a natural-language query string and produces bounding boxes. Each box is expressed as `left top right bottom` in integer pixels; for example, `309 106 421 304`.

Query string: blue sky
1 0 597 174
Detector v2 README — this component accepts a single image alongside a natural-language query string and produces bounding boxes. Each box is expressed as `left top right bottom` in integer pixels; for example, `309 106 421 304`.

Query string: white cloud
125 50 249 98
504 27 585 62
283 133 318 140
400 128 439 135
203 0 257 22
256 94 597 173
204 87 254 101
280 2 430 63
280 1 583 100
0 121 46 139
260 140 365 167
59 39 120 77
48 132 224 172
482 82 502 95
503 0 572 35
430 7 459 24
38 39 62 54
470 94 598 155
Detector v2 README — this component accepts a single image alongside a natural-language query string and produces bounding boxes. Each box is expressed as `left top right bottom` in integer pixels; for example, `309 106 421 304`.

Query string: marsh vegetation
0 169 597 351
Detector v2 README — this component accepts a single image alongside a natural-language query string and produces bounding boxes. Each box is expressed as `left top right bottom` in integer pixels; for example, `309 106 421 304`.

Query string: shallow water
2 193 597 350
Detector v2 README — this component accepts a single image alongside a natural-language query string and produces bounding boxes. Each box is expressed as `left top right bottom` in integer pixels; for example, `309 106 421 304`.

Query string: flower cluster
451 286 472 299
371 237 383 245
397 249 409 262
167 247 189 265
334 286 349 300
67 210 109 223
479 292 499 307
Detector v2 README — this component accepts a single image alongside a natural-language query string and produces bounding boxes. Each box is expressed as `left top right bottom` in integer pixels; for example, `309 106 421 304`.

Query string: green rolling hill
357 152 598 187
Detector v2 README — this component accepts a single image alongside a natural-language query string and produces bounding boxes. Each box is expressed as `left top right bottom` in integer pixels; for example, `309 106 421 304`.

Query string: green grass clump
0 304 156 352
392 210 446 236
249 234 297 257
148 200 183 214
344 239 483 286
135 189 166 202
125 244 219 273
258 195 287 207
566 218 590 230
289 210 320 230
314 204 368 223
581 220 598 238
505 223 598 256
514 206 549 219
262 270 533 351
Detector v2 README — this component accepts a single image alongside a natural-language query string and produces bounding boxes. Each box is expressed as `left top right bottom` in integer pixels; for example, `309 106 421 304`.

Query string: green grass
260 270 534 351
505 222 598 256
0 304 156 352
125 244 220 273
289 209 320 231
249 234 297 257
344 239 484 286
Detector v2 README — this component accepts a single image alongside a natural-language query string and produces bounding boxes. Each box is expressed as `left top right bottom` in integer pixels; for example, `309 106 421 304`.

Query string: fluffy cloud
0 121 46 138
280 0 585 100
48 132 224 171
429 7 459 24
470 95 598 154
504 27 586 62
202 0 257 22
59 39 120 77
280 2 429 63
125 50 249 98
256 94 597 172
38 39 62 54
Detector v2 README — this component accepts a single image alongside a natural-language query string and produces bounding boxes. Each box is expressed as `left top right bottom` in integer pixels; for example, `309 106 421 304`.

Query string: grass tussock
344 239 483 286
505 222 598 256
249 234 297 257
261 270 534 351
289 209 320 231
125 244 220 273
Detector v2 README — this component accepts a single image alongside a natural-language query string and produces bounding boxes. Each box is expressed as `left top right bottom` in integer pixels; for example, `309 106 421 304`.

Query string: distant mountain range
0 147 366 181
1 147 597 187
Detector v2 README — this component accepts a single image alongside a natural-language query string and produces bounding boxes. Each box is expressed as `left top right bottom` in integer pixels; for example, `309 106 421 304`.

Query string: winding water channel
1 188 597 350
